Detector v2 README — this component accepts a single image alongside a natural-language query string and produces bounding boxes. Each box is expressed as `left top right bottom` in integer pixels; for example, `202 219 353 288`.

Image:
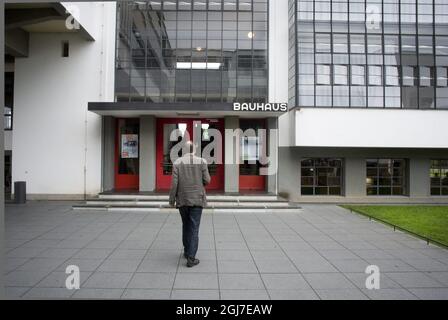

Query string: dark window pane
366 159 407 196
379 187 392 195
430 159 448 196
329 187 341 196
300 158 343 196
315 187 329 195
301 177 314 186
301 187 314 195
392 187 404 196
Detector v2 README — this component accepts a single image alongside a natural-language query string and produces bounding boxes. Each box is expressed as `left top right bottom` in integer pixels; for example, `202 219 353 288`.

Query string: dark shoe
186 257 200 268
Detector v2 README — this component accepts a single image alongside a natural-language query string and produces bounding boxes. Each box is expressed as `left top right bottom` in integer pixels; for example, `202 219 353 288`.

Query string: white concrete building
4 0 448 203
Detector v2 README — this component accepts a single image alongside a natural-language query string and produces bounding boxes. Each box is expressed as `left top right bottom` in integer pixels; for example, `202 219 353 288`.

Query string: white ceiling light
176 62 221 70
248 31 255 39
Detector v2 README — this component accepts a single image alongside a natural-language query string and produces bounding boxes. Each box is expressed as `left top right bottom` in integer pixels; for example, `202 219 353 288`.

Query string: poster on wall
121 134 139 159
241 136 259 162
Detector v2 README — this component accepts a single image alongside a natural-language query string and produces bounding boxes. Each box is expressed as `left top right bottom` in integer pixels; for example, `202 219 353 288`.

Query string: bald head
184 141 196 155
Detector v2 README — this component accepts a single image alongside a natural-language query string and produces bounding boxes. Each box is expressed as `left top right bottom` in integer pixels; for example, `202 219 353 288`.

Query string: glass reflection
116 0 268 103
290 0 448 109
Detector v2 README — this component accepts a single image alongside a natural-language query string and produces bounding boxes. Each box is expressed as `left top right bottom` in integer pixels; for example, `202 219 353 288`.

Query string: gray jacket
169 154 211 208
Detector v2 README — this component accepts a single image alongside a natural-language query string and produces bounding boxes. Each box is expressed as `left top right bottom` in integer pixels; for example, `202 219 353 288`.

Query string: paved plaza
4 201 448 300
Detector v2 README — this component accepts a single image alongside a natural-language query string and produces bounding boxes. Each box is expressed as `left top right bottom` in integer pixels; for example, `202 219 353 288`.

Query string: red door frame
114 118 139 190
239 119 267 192
156 118 225 191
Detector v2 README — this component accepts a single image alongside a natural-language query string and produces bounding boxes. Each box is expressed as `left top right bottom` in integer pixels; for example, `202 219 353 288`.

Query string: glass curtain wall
116 0 268 103
289 0 448 109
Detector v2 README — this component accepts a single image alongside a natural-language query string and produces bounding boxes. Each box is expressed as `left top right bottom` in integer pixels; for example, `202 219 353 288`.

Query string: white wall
295 108 448 148
269 0 291 147
62 2 103 40
12 2 116 198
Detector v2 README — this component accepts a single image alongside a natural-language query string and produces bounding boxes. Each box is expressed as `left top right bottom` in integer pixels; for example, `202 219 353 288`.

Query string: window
402 66 416 86
290 0 447 109
333 34 348 53
437 67 448 87
118 119 139 175
4 107 12 130
316 65 331 85
316 34 331 53
350 34 365 53
386 66 400 86
419 67 433 87
61 41 69 57
430 160 448 196
367 35 382 54
368 66 382 86
351 65 365 85
239 119 266 176
333 65 348 85
366 159 407 196
301 158 343 196
116 1 268 103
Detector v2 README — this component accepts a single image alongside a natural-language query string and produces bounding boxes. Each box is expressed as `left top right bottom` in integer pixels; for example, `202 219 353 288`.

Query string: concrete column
409 158 430 198
278 147 300 200
139 116 156 192
267 117 278 194
102 116 115 192
224 116 239 193
344 157 366 197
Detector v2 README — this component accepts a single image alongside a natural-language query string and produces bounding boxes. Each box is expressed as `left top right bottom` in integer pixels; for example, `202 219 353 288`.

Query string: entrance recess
239 119 267 191
156 118 224 191
115 118 140 190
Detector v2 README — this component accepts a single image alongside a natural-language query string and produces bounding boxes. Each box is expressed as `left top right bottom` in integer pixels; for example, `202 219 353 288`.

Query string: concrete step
96 194 281 202
75 193 300 212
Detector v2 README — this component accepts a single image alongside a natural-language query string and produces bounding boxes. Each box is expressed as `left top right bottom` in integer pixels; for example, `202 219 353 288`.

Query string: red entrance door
239 119 266 192
156 118 224 191
115 118 139 190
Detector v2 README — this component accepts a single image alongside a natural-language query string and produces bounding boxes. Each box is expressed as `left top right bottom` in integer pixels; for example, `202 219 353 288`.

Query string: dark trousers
179 206 203 258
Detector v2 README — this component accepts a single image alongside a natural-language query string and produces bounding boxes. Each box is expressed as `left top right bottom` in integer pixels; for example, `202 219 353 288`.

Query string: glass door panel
156 118 224 191
239 119 266 191
115 118 140 190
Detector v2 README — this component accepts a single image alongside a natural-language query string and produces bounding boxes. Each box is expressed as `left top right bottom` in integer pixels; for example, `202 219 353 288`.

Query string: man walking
169 141 211 267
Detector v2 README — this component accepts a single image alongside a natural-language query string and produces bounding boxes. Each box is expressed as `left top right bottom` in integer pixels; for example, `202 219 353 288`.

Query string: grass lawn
341 205 448 247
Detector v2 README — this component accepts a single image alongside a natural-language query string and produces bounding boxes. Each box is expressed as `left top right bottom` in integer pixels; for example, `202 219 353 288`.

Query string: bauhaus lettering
233 103 287 112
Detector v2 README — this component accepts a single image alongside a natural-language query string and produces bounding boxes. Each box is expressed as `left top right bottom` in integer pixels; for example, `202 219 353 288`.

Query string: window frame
301 158 344 196
366 159 408 196
430 159 448 196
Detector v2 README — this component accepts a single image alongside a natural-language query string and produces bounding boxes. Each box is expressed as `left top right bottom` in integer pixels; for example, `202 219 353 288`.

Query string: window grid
290 0 448 109
301 158 343 196
430 159 448 196
116 0 268 103
366 158 407 196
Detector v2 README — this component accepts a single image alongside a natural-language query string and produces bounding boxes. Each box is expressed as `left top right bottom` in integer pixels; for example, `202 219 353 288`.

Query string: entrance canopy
88 102 286 119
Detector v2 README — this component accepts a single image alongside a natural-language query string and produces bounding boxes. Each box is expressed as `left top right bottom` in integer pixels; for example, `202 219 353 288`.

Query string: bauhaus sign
233 103 288 112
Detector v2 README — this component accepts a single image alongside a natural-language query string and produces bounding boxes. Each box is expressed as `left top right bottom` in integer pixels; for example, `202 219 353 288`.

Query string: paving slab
83 272 133 289
174 273 219 290
5 201 448 300
127 273 176 289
